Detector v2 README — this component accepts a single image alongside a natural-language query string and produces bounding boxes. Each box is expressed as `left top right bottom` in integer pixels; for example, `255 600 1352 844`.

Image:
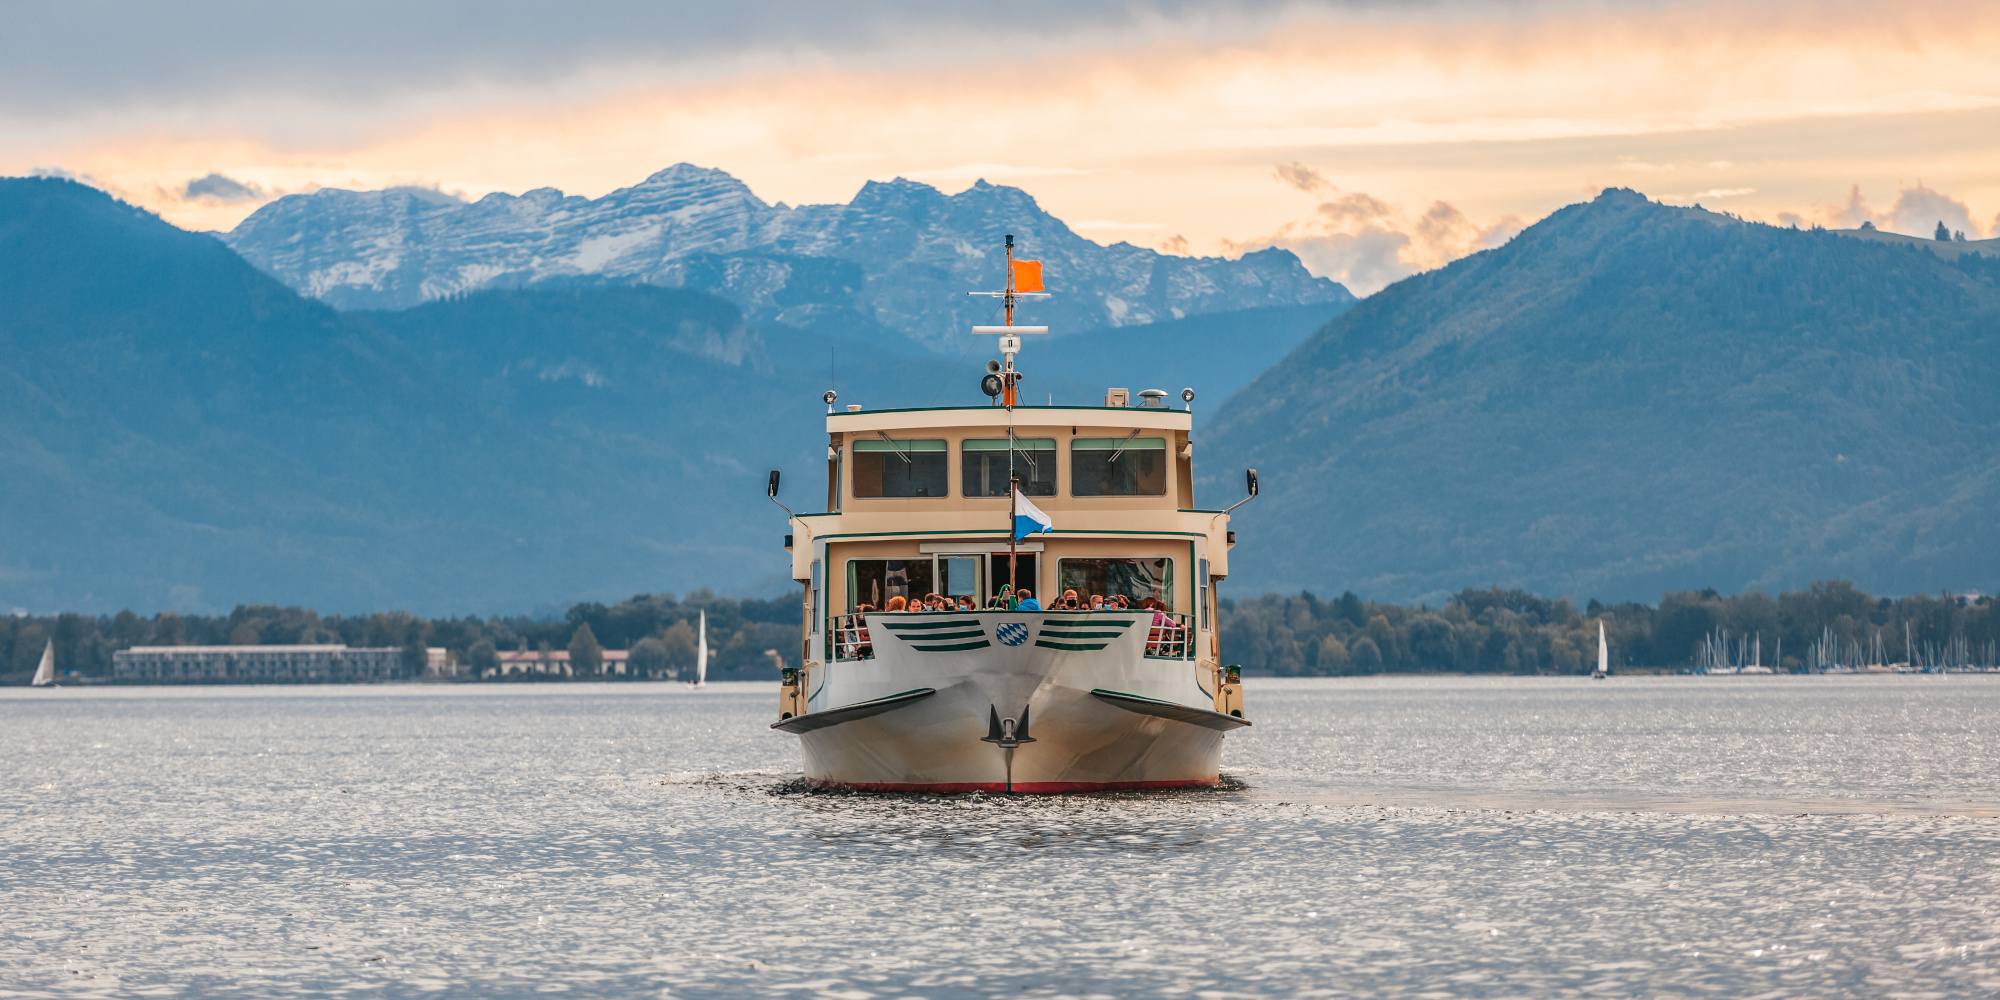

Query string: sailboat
687 611 708 689
31 639 56 687
1592 622 1609 679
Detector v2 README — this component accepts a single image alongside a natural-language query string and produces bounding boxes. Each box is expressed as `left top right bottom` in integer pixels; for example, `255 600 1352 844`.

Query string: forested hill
0 177 1342 614
1201 188 2000 603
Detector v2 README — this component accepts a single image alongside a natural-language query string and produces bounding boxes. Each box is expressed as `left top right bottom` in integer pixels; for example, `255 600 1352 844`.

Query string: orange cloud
4 0 1996 274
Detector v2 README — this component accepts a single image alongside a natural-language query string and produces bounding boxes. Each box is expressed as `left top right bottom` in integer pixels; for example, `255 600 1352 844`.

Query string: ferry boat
766 237 1254 792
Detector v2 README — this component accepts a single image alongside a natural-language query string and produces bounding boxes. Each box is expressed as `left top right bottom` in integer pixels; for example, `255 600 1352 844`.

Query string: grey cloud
1274 162 1331 193
1232 186 1522 295
182 172 265 204
1826 182 1987 239
0 0 1377 118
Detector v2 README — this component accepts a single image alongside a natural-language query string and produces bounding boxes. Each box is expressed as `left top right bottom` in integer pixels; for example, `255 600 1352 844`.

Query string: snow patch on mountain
224 164 1353 347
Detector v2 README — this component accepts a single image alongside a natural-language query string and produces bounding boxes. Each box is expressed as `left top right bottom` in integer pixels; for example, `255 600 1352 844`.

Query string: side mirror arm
768 470 796 518
1212 468 1258 525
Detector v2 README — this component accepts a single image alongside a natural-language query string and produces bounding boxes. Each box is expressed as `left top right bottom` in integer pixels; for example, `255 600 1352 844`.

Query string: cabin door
988 553 1038 601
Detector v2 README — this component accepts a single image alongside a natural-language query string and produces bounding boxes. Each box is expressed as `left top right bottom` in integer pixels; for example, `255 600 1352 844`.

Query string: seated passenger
956 595 977 611
1141 598 1172 653
1015 589 1042 611
1090 594 1106 610
847 605 875 658
886 596 908 612
1057 589 1080 610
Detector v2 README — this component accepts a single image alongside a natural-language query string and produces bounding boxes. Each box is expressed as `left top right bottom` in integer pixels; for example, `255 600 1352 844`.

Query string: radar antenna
966 234 1050 409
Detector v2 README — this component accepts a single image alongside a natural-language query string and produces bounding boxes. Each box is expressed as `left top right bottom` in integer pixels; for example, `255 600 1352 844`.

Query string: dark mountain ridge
1202 189 2000 602
2 177 1341 614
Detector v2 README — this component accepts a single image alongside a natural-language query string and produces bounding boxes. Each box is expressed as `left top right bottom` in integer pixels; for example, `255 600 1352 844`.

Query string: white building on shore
112 645 443 683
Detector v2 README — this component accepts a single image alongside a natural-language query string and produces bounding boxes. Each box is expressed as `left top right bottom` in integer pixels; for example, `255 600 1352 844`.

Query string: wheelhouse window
1057 558 1173 608
962 438 1056 497
848 559 934 610
852 438 948 498
1070 436 1168 496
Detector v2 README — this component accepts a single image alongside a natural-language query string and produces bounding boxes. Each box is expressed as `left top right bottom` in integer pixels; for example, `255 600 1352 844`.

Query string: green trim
1073 436 1166 450
1178 509 1226 514
1035 640 1111 651
913 640 993 652
1040 618 1135 626
963 438 1056 452
1144 652 1194 661
1037 630 1125 639
816 529 1206 540
830 405 1191 417
897 630 986 641
880 619 984 630
854 438 947 452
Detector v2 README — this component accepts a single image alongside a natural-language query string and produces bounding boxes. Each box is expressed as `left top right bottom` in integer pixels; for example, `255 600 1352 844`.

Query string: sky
6 0 1999 295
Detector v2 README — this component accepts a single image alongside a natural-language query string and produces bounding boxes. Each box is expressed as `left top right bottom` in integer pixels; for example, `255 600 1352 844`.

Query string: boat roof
828 404 1190 433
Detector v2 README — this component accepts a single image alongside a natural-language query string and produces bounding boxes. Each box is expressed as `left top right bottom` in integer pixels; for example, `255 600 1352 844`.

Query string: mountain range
1203 189 2000 603
222 165 1354 348
0 176 1342 614
4 171 1997 615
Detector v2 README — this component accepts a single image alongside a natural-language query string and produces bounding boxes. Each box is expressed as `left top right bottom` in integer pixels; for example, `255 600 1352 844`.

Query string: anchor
979 704 1036 792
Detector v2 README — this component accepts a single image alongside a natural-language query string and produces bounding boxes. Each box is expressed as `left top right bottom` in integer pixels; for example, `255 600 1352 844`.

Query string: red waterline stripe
807 778 1218 794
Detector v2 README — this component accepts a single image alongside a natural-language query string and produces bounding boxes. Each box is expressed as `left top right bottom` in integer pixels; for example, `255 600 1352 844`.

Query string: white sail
695 610 708 687
1595 622 1609 677
32 639 55 686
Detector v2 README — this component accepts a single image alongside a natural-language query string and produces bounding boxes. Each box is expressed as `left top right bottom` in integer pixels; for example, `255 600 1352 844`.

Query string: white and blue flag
1014 487 1053 541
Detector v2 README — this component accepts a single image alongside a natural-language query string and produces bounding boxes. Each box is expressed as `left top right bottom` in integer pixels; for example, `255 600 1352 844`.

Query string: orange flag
1010 259 1044 293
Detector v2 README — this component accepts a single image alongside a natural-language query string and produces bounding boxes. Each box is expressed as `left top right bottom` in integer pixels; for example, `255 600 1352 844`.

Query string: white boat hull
788 611 1240 792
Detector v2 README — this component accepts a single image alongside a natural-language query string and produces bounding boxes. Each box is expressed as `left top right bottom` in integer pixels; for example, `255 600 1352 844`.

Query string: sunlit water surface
4 676 1997 998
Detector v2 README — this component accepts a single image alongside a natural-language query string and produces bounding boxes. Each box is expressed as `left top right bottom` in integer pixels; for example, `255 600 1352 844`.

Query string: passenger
1090 594 1106 610
1113 595 1131 610
886 596 908 612
848 605 875 658
1058 588 1080 610
1016 589 1042 611
956 595 977 611
1141 598 1172 654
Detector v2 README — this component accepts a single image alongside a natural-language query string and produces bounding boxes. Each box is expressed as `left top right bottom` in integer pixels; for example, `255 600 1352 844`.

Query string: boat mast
1004 234 1018 599
1003 235 1018 407
1009 475 1019 599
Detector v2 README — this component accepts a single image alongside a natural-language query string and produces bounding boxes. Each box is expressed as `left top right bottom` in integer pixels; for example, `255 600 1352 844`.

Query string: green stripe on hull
1036 630 1126 639
1040 618 1134 626
897 630 986 641
1034 640 1111 651
913 640 993 652
880 620 984 631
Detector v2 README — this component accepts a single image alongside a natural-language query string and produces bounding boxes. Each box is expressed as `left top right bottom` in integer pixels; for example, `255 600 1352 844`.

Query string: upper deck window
852 438 948 498
963 438 1056 497
1070 436 1168 497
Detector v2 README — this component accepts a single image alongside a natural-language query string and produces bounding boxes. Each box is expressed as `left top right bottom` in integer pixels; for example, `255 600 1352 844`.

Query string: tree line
5 578 1994 684
0 590 800 684
1220 580 1999 675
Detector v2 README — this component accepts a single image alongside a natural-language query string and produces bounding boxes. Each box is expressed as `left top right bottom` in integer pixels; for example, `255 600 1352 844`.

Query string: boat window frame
1053 556 1176 610
961 437 1057 497
1069 435 1170 497
850 437 950 499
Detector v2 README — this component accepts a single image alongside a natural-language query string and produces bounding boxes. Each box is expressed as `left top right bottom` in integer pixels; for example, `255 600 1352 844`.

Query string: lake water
4 676 1997 998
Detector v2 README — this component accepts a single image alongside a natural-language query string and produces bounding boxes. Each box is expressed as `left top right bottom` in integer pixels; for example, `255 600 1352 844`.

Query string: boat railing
826 609 1194 662
1144 612 1195 661
828 612 875 662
